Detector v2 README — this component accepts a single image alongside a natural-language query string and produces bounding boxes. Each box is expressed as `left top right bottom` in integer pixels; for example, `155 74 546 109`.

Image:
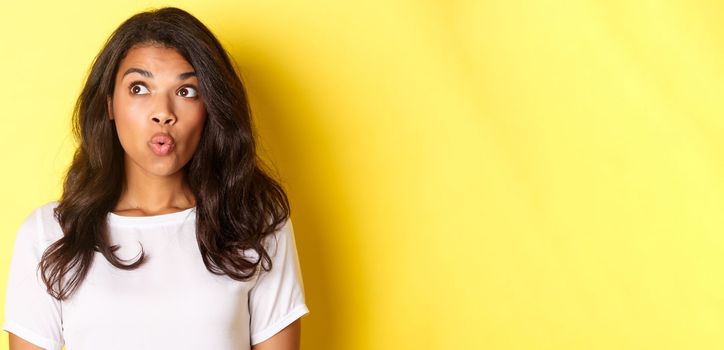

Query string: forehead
116 44 194 76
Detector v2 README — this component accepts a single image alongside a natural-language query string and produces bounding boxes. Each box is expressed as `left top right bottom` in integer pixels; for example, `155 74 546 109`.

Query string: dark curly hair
39 7 290 300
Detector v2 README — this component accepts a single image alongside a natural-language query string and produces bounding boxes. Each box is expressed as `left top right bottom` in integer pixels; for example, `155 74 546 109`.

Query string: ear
107 96 114 120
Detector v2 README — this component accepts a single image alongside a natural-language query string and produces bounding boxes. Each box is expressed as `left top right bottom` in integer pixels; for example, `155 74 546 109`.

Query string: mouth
149 133 175 156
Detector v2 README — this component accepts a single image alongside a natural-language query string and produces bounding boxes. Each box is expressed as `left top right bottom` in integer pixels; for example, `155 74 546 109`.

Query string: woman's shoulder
258 216 297 262
15 201 64 247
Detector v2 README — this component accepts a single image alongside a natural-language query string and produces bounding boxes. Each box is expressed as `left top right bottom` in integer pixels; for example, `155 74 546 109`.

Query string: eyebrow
122 67 196 80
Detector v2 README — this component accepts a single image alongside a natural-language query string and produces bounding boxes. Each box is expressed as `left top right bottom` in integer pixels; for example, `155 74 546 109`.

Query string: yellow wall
2 1 724 349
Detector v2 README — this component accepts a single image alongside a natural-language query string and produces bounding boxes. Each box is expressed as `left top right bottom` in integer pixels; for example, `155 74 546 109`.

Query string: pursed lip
149 132 175 146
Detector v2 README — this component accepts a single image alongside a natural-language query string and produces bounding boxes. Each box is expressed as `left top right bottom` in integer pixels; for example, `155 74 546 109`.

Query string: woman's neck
112 163 196 217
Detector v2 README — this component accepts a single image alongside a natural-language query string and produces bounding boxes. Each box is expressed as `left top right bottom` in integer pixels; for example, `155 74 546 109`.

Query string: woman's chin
131 157 184 178
148 164 184 178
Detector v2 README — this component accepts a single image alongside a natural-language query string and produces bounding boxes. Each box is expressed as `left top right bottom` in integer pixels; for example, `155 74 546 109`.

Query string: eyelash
128 81 149 95
177 85 199 98
128 81 199 98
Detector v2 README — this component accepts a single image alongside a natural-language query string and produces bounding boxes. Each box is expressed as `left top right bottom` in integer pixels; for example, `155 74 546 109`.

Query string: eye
177 86 198 98
129 82 150 95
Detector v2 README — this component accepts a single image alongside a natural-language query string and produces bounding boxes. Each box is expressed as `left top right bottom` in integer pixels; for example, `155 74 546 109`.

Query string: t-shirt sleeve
248 217 310 345
2 206 65 350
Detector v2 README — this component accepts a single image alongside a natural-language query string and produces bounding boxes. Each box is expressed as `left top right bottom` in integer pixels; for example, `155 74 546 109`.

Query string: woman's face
109 44 206 179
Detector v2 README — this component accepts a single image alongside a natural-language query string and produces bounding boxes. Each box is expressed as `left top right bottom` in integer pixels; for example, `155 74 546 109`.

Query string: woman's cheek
115 118 139 157
114 105 148 156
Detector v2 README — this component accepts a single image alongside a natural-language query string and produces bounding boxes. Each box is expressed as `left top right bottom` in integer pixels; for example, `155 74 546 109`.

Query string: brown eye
130 83 149 95
177 86 198 98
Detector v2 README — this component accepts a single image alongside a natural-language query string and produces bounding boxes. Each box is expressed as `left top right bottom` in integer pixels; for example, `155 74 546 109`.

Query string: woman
3 7 309 350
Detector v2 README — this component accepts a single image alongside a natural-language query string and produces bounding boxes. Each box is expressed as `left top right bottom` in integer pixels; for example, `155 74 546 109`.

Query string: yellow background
2 1 724 349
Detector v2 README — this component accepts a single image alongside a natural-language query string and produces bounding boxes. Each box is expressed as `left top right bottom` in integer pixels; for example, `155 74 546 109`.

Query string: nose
152 114 176 125
150 96 177 125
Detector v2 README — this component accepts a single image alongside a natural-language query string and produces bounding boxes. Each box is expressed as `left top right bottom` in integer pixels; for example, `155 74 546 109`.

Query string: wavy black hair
39 7 290 300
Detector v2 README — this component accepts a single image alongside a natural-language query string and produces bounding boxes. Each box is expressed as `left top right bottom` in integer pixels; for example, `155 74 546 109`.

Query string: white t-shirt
3 201 309 350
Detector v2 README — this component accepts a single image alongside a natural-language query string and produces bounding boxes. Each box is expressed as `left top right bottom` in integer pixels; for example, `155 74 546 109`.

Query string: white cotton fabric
3 201 309 350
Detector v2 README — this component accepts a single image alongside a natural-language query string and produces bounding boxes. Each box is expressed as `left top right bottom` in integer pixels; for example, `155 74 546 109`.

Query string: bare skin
109 44 206 216
252 319 302 350
10 44 302 349
8 334 42 350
